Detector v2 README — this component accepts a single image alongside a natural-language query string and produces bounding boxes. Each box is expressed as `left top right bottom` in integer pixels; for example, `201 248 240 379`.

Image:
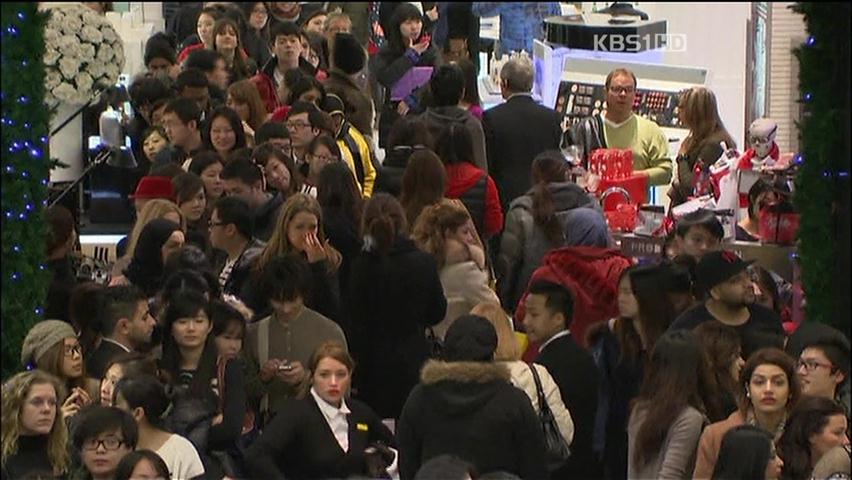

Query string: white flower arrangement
43 4 125 106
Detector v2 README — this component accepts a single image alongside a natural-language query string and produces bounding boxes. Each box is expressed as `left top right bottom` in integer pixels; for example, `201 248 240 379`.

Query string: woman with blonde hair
227 79 268 142
246 193 343 326
1 370 69 478
412 200 499 338
471 301 575 448
669 86 737 206
112 199 185 278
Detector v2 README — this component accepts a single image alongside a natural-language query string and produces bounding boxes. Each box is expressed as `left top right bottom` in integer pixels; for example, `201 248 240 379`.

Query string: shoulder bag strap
526 362 549 414
258 317 270 415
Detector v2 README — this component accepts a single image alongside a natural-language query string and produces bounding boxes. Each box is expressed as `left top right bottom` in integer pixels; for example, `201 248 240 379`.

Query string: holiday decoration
791 3 850 332
1 3 52 380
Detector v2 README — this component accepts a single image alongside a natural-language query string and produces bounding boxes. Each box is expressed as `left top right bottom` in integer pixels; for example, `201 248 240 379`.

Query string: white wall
638 2 752 146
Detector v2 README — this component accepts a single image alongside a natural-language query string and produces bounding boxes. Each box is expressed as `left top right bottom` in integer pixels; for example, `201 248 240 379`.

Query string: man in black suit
86 285 156 380
523 280 603 479
483 55 562 213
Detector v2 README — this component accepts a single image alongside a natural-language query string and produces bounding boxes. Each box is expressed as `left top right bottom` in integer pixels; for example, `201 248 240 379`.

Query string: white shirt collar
507 92 533 101
310 387 351 419
540 329 571 352
101 337 131 352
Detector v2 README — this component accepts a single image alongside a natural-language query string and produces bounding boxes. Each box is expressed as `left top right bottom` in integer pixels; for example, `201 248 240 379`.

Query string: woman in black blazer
245 342 397 479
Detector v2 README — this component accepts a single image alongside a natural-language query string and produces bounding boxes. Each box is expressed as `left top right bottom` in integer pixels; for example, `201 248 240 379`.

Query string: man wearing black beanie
324 32 374 138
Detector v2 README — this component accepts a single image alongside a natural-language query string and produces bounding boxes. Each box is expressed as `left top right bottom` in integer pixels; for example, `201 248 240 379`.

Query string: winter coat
348 236 447 419
505 361 575 447
324 68 375 137
445 162 503 238
692 410 747 480
212 238 266 299
434 242 500 339
371 43 440 147
418 106 488 172
497 182 597 310
397 360 548 480
373 146 414 198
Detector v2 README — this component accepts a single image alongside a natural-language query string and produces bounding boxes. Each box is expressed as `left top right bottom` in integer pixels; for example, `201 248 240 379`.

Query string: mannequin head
748 118 778 160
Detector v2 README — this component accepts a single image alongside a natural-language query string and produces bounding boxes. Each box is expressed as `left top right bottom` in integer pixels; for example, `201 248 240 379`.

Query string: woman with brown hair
669 86 737 206
695 322 747 420
777 396 847 480
348 193 447 420
172 172 210 253
693 348 803 479
227 79 268 142
497 150 597 310
212 17 254 85
400 149 447 227
246 193 343 326
246 341 397 478
1 370 69 478
628 329 718 478
20 320 100 420
252 142 302 199
588 264 679 480
412 200 499 338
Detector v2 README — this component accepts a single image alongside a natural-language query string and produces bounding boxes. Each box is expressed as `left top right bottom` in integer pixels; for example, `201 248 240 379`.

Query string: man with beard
670 250 784 357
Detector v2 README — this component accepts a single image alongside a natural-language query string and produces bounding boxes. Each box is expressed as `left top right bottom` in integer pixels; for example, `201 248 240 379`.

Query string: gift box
605 203 638 232
599 173 648 210
759 204 800 245
589 148 634 180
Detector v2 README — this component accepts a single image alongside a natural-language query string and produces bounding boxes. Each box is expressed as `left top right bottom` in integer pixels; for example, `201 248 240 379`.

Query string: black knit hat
443 315 498 362
696 250 755 293
332 32 365 75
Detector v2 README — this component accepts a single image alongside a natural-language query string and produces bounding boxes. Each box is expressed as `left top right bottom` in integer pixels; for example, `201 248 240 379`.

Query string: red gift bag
590 148 634 180
599 173 648 210
758 203 799 245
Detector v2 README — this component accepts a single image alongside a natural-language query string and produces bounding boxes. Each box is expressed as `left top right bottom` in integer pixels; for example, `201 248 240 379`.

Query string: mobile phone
278 363 293 371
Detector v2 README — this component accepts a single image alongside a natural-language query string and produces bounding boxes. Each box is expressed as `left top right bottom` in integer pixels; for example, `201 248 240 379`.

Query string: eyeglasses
308 154 338 163
609 86 635 95
208 220 227 228
82 438 125 451
286 121 311 130
797 358 834 372
64 344 82 357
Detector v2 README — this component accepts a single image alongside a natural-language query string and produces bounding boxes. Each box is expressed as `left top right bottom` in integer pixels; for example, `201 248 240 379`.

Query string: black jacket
397 360 548 480
253 193 284 243
212 238 266 299
45 256 77 322
483 95 562 211
348 236 446 419
86 340 128 380
535 333 603 479
246 394 395 479
374 146 415 198
0 435 54 479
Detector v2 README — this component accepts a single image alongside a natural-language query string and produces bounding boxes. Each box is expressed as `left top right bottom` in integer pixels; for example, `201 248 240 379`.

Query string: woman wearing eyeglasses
72 405 138 480
20 320 99 421
302 134 344 195
1 370 70 478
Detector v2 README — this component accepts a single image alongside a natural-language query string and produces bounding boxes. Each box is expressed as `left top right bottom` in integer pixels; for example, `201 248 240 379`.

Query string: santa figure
736 118 781 206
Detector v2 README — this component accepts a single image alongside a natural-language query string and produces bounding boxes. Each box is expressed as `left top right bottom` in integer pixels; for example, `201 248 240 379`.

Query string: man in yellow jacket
321 94 377 197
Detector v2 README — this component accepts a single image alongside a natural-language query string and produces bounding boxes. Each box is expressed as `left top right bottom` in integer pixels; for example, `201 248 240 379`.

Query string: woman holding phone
371 3 440 148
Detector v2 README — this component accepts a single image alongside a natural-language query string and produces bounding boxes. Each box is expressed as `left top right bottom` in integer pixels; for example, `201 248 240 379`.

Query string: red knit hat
130 175 175 200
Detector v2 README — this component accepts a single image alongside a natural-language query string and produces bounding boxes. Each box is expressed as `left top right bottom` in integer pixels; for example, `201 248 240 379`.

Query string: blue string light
12 245 21 253
804 92 813 102
806 36 816 46
17 12 25 21
10 273 21 282
34 308 43 316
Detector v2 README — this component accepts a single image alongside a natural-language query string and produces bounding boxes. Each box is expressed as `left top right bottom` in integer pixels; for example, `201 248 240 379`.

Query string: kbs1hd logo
593 33 687 52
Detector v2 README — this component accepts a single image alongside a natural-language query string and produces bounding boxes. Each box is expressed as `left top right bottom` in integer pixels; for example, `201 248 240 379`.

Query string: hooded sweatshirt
419 106 488 172
397 360 548 480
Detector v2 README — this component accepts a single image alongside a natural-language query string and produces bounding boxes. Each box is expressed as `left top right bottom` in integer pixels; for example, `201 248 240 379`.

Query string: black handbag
526 362 571 471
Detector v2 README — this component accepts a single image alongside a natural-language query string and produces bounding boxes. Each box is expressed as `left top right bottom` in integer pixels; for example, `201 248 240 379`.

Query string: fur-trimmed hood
417 360 513 417
421 360 510 384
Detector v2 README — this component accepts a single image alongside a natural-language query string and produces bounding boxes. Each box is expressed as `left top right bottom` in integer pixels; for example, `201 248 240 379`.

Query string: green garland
791 2 851 332
1 3 51 379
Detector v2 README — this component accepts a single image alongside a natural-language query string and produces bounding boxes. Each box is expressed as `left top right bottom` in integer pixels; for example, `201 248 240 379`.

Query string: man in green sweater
601 68 673 186
243 254 348 425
